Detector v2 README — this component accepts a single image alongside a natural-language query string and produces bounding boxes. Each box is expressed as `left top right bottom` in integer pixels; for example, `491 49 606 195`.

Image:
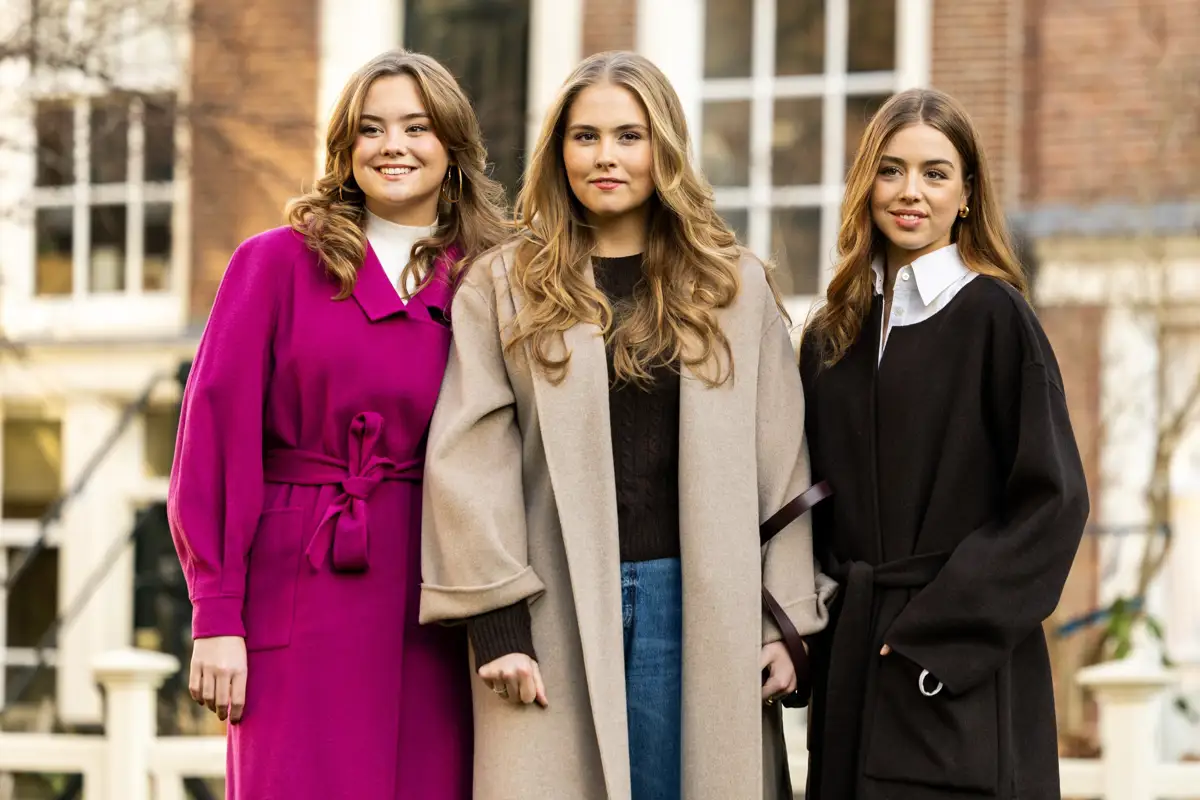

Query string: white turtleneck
364 209 437 304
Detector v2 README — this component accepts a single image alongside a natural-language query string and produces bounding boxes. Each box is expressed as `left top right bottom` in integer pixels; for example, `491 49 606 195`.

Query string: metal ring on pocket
918 669 944 697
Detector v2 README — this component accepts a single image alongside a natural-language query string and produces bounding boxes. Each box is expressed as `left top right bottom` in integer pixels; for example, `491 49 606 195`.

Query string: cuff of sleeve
419 566 546 624
191 595 246 639
761 591 825 645
468 602 537 668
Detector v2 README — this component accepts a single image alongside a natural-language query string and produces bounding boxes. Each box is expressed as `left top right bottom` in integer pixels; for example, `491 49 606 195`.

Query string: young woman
799 88 1089 800
167 50 509 798
419 51 833 800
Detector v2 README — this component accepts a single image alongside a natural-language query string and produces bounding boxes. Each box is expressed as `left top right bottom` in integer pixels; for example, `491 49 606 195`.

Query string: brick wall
932 0 1023 205
187 0 320 323
933 0 1200 209
1025 0 1200 207
581 0 637 56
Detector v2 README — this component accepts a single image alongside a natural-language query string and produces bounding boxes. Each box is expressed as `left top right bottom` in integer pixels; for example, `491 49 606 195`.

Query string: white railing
1 650 1198 799
0 649 223 800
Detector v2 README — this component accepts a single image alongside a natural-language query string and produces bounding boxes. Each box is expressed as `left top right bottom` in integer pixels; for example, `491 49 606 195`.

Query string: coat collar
870 244 971 307
351 242 461 323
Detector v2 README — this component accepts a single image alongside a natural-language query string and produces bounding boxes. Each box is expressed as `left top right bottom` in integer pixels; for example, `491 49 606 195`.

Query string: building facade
2 0 1198 763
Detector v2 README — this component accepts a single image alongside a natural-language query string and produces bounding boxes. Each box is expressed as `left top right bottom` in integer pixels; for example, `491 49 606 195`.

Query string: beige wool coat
419 242 833 800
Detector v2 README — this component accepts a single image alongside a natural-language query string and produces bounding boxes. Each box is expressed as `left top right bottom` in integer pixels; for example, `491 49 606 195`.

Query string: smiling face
561 82 656 224
870 122 971 266
351 73 450 226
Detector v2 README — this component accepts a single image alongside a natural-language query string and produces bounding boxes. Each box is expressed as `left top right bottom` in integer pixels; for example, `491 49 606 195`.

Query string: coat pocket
244 507 304 652
863 653 998 794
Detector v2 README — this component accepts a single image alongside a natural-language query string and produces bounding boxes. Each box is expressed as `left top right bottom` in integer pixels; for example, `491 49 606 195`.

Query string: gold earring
959 205 970 218
441 165 463 204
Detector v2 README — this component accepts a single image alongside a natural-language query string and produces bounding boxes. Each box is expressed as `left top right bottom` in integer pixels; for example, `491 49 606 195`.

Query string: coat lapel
816 297 885 563
508 255 631 799
351 243 410 321
678 360 765 799
411 245 461 324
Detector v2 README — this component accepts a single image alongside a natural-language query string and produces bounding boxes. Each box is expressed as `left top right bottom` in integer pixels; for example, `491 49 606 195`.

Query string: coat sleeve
166 233 282 640
757 307 835 644
884 307 1090 696
419 271 547 624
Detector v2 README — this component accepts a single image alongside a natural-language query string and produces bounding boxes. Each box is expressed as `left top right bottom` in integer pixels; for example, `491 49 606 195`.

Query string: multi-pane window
701 0 900 296
1 417 64 720
33 93 176 297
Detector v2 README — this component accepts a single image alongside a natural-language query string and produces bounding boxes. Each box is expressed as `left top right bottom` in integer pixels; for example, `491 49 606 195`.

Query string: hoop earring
958 205 970 219
441 165 463 204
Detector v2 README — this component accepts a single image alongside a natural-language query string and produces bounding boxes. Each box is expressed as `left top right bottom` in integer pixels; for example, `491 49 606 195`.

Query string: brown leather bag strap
760 480 833 546
763 586 811 695
760 481 830 707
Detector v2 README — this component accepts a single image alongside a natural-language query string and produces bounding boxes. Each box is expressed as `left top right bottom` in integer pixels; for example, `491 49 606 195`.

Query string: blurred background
0 0 1198 798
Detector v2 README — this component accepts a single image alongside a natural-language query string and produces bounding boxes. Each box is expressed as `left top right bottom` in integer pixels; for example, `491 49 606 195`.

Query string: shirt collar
870 244 971 306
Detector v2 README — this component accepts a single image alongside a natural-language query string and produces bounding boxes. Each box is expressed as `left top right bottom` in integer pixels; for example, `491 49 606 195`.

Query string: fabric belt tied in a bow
816 551 950 799
264 412 423 572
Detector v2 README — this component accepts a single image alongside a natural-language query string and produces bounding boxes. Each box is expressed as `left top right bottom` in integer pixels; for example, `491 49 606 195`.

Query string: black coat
799 277 1089 800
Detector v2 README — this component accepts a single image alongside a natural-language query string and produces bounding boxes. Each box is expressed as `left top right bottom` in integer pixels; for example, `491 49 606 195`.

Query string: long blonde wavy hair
806 88 1027 367
506 51 779 387
285 50 509 297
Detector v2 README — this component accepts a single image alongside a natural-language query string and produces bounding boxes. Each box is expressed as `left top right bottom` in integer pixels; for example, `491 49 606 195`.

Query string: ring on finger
492 683 509 698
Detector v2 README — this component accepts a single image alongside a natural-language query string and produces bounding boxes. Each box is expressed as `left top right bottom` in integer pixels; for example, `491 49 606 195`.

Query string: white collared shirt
364 209 437 304
871 244 977 363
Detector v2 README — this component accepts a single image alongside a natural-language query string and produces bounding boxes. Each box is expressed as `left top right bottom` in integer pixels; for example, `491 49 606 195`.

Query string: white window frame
32 92 178 299
1 0 190 341
642 0 932 311
0 508 65 715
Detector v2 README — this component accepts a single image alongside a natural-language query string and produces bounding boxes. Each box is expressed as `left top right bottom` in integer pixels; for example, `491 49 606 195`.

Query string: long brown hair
506 51 779 387
285 50 509 297
806 88 1026 367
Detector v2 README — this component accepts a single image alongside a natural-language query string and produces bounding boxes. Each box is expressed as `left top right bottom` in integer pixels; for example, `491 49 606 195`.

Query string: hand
189 636 248 723
880 644 891 656
760 641 797 703
478 653 548 708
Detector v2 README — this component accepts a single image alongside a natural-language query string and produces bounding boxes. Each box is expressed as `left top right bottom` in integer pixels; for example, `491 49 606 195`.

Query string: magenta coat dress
167 226 472 799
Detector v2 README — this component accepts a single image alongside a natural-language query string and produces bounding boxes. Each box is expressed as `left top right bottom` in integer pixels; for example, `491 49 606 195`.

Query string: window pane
776 0 824 76
848 0 896 72
772 207 822 295
144 202 172 291
704 0 752 78
845 94 890 172
701 101 751 186
773 98 822 186
720 209 749 244
35 101 74 187
90 205 127 292
143 94 176 182
35 207 73 296
2 419 63 519
405 0 529 200
90 97 128 184
6 547 59 648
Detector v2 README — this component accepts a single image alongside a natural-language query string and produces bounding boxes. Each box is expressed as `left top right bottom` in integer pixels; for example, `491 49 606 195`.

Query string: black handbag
760 480 832 709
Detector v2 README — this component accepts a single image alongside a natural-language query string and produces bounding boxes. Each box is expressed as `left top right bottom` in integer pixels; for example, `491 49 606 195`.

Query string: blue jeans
622 557 683 800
